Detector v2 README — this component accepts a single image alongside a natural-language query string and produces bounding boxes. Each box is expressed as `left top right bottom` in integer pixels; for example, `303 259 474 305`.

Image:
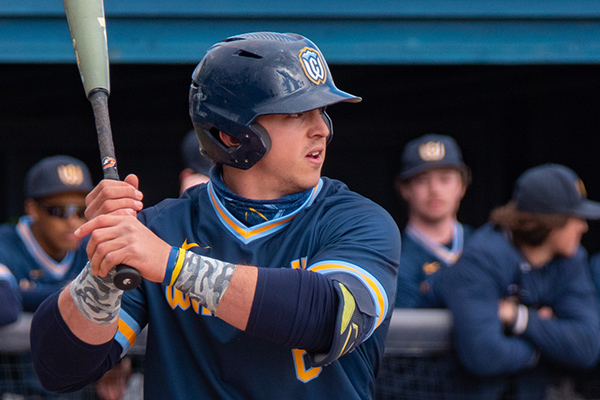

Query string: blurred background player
0 155 92 312
0 155 92 398
0 156 135 400
179 129 214 194
429 163 600 399
376 134 472 399
393 133 472 308
0 264 20 326
30 31 400 400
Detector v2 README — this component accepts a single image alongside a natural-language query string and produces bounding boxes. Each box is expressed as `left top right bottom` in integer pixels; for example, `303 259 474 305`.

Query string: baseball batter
30 32 400 400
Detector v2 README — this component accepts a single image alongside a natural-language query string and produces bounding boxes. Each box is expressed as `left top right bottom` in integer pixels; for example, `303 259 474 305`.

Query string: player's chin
62 237 82 250
296 174 321 192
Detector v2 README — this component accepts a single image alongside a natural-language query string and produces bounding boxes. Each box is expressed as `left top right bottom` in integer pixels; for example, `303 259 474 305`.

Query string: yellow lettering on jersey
201 306 212 315
290 257 308 270
190 299 213 315
182 239 200 250
165 286 191 310
293 349 322 383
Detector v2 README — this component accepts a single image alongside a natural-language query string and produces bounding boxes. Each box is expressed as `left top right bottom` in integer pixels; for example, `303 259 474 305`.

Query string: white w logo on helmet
299 47 327 85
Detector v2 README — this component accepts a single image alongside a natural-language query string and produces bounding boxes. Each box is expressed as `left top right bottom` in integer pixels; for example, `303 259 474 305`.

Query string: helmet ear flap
248 122 272 160
322 110 334 144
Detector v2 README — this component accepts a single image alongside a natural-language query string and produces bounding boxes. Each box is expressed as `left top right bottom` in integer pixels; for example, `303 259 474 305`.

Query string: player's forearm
59 287 118 345
31 290 121 393
0 281 21 326
166 249 341 355
454 324 539 376
215 264 257 330
522 312 600 368
163 247 256 330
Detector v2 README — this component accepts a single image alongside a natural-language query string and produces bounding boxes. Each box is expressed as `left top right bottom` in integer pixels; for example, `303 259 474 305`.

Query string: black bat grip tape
90 90 143 291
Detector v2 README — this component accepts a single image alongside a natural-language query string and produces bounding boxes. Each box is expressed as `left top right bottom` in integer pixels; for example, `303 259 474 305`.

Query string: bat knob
114 264 142 290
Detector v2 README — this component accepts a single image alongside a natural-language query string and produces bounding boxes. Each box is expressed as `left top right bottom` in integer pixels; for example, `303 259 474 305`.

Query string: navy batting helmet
189 31 361 169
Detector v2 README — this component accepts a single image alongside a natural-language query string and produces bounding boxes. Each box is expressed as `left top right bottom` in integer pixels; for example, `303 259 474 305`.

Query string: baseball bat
63 0 141 291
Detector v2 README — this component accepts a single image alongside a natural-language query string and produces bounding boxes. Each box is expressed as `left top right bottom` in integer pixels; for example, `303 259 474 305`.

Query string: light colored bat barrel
63 0 110 97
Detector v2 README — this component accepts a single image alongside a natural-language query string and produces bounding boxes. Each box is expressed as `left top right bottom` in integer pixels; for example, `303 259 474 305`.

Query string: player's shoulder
317 177 390 214
0 223 22 254
0 222 17 237
453 224 519 274
313 177 400 243
464 223 508 252
318 177 398 227
549 246 588 271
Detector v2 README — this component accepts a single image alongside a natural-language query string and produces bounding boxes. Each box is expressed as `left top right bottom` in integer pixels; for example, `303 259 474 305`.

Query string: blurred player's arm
0 267 21 326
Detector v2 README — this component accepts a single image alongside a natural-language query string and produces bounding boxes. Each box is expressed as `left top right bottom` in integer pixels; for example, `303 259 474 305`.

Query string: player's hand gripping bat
63 0 142 290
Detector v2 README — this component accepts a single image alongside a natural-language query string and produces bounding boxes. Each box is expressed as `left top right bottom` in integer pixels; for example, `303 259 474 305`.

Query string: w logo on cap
418 141 446 162
57 164 85 186
299 47 327 85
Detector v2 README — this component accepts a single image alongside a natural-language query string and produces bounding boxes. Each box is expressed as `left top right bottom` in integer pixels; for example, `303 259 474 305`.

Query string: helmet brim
254 86 361 117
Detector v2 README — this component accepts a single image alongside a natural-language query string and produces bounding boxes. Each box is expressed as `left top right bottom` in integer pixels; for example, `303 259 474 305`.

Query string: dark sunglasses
38 204 86 219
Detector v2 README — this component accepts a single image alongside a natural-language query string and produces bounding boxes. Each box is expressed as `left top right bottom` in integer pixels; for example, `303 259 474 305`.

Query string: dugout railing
1 310 598 399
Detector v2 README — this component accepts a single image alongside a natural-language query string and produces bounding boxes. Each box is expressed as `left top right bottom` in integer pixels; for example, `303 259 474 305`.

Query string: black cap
400 134 467 179
181 130 214 176
25 155 93 199
513 163 600 219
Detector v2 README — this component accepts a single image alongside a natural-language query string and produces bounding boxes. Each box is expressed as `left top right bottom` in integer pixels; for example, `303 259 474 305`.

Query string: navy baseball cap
400 134 467 179
513 163 600 219
25 155 93 199
181 130 214 176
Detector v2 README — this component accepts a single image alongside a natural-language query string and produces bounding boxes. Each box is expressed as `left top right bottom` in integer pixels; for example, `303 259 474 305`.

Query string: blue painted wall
2 1 600 64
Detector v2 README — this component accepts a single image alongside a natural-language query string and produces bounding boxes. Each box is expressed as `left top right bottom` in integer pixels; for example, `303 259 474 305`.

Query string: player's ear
219 132 241 148
395 177 409 201
24 198 39 220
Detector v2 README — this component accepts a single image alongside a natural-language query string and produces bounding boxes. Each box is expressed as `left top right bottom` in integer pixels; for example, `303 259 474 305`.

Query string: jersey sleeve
114 278 149 357
0 264 21 326
438 248 540 376
30 291 122 392
306 198 400 340
520 249 600 368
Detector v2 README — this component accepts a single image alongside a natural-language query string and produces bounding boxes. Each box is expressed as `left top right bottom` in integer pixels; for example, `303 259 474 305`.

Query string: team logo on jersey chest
422 261 441 275
299 47 327 85
418 141 446 162
57 164 85 186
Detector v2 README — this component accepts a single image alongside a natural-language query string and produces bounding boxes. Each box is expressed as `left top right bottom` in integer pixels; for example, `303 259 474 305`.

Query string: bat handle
114 265 143 290
89 90 143 291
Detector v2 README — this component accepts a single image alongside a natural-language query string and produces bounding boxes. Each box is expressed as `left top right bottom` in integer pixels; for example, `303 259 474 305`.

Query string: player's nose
307 109 329 138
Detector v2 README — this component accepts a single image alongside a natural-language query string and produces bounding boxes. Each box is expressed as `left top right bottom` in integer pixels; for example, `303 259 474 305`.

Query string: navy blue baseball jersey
114 177 399 399
0 216 89 312
37 176 399 399
589 252 600 299
395 222 471 308
0 264 21 326
433 223 600 377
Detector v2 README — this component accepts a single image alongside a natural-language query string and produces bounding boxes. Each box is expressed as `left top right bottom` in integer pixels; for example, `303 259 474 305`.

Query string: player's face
247 108 330 198
27 192 87 260
546 217 588 258
400 168 466 224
